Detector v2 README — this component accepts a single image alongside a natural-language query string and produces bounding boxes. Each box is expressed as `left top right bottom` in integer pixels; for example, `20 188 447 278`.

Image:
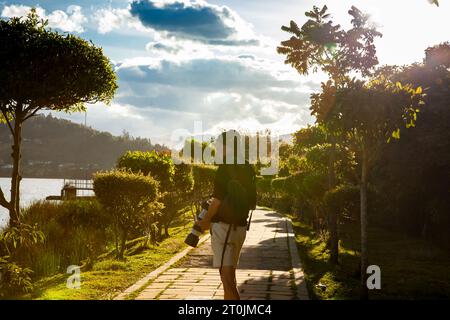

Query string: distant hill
0 114 167 179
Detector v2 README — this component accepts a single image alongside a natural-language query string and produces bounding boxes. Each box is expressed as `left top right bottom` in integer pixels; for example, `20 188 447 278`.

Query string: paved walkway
133 208 309 300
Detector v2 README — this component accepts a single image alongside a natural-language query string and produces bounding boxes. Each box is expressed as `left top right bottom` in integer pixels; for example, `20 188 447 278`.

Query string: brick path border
114 234 211 300
285 217 309 299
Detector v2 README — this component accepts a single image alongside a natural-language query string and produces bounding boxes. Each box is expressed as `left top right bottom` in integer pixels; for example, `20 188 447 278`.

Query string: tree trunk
114 227 119 256
157 221 163 240
328 136 339 264
0 188 10 211
9 112 23 226
118 229 127 259
164 224 170 237
360 145 369 300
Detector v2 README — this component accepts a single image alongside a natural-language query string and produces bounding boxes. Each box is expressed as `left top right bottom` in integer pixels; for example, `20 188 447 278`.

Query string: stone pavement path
134 208 309 300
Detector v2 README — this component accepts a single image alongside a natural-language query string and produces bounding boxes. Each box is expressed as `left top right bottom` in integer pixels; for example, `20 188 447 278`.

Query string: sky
1 0 449 147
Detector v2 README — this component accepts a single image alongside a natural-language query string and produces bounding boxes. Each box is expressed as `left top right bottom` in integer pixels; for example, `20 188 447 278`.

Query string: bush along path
116 208 309 300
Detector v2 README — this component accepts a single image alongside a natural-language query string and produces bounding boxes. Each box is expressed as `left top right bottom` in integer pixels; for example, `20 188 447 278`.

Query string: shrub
0 256 33 297
256 176 273 206
117 151 194 240
271 177 296 213
160 163 194 237
117 150 175 191
16 200 109 278
271 177 287 195
324 184 360 222
94 169 159 259
191 165 217 215
192 165 216 195
0 222 44 296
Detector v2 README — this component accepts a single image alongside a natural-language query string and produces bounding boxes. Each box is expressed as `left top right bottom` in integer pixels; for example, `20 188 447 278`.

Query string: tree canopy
0 9 118 225
0 9 117 121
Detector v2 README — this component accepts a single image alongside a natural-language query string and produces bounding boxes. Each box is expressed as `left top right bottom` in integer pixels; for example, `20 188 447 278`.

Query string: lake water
0 178 92 229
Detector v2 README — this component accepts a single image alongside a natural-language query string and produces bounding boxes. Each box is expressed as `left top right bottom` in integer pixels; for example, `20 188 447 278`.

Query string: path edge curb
113 234 211 300
285 217 310 300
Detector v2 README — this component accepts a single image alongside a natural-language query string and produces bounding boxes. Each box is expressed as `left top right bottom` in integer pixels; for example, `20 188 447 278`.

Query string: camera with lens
184 198 211 247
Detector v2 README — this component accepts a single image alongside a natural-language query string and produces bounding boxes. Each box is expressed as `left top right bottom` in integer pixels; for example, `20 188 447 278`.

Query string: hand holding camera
195 217 210 232
184 198 212 247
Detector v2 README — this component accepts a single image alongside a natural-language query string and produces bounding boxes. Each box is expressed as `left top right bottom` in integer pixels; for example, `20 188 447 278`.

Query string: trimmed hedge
94 169 160 258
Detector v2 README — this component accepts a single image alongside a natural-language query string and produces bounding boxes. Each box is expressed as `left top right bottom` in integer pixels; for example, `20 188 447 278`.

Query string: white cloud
1 4 87 33
106 55 316 145
92 0 264 59
93 7 150 35
94 8 125 34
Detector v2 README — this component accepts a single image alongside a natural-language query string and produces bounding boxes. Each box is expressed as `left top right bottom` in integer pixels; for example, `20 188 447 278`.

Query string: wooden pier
46 179 95 200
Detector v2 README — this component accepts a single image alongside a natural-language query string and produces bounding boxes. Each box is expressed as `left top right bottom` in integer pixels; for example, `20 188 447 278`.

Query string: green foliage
270 39 448 298
0 9 118 226
255 176 273 207
93 169 159 213
173 163 195 194
192 165 216 198
278 5 383 269
256 176 272 194
330 76 426 145
324 184 360 221
159 163 194 236
0 9 117 114
93 170 160 258
290 217 450 299
271 177 288 194
0 223 45 254
292 125 327 153
0 256 34 297
28 223 191 300
278 5 382 82
0 220 45 296
10 200 109 278
117 151 195 237
187 164 217 216
180 138 216 163
117 151 175 191
371 43 450 245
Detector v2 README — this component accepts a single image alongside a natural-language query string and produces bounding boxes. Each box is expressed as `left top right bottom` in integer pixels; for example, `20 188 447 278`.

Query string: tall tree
278 5 382 264
0 10 117 226
326 76 425 299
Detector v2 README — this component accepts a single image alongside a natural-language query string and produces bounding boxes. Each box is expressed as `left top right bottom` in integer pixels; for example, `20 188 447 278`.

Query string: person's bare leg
220 266 240 300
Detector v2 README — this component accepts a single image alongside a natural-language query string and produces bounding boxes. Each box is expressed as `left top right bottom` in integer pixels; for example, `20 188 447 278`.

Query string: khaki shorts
211 222 247 268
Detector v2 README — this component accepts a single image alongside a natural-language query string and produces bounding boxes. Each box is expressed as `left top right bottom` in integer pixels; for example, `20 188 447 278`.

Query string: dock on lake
46 179 95 201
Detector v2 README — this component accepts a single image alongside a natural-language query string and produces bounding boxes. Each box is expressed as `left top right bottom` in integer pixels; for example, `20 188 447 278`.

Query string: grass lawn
289 216 450 300
21 220 192 300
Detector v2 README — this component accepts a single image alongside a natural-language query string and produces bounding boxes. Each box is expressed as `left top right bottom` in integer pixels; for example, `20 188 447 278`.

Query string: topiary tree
191 165 217 219
117 150 175 191
93 170 159 259
0 9 117 226
117 150 177 239
160 163 194 236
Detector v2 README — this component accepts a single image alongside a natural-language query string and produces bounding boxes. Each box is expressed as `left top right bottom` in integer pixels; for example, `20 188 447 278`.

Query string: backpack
216 164 256 226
